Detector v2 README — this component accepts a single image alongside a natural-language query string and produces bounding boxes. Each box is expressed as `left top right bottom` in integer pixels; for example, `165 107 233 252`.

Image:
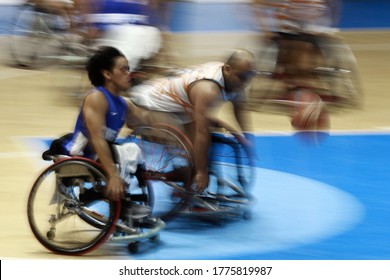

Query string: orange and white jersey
129 62 236 120
260 0 333 32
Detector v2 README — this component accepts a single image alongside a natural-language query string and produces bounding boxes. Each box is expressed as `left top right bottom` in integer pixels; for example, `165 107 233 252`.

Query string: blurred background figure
10 0 169 101
249 0 337 131
9 0 162 70
249 0 361 132
148 0 172 32
85 0 162 71
33 0 165 68
146 0 178 68
252 0 340 86
33 0 74 12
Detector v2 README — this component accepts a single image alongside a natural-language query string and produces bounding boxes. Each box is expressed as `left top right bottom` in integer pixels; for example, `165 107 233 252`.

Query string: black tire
27 157 120 255
315 35 363 110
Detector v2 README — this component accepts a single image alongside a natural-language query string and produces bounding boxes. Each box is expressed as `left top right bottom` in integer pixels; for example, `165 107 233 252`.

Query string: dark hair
86 46 125 87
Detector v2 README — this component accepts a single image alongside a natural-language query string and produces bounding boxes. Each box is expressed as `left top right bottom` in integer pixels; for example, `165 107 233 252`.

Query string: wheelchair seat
42 133 73 161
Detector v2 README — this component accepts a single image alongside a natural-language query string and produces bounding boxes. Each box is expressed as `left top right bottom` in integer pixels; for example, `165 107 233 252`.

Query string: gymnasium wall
339 0 390 29
0 0 389 64
1 0 390 34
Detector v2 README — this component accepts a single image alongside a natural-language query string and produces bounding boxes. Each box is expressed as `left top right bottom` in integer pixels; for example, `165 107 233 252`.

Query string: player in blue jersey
84 0 162 70
63 46 151 202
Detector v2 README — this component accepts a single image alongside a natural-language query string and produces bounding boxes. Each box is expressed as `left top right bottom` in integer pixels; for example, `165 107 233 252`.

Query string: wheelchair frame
27 156 165 255
9 0 90 69
27 122 254 255
178 124 255 222
27 123 195 255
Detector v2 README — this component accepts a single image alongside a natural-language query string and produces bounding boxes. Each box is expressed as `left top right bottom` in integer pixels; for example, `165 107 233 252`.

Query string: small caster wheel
128 242 139 254
46 229 55 240
150 234 160 243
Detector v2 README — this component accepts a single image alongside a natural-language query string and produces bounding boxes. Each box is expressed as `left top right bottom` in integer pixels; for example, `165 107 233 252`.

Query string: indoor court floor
0 28 390 260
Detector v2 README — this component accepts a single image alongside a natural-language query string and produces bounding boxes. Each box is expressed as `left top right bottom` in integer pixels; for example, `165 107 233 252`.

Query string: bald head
226 49 255 68
223 49 256 92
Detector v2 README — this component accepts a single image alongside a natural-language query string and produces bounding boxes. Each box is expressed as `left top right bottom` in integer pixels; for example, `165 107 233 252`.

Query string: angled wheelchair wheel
127 123 195 222
9 3 68 68
209 124 255 192
315 35 363 109
189 123 255 219
27 157 120 255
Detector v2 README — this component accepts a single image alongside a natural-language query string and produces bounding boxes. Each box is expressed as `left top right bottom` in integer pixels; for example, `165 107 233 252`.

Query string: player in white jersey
129 49 256 192
254 0 338 34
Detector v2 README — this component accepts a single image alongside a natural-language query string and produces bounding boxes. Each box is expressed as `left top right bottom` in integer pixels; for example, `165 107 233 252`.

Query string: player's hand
243 132 257 163
105 174 126 201
195 171 209 193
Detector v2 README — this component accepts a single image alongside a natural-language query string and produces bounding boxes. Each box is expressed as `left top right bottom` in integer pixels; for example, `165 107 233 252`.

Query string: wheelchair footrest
109 218 165 243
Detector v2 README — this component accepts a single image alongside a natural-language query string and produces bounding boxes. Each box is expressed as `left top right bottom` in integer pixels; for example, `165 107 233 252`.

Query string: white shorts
112 142 144 185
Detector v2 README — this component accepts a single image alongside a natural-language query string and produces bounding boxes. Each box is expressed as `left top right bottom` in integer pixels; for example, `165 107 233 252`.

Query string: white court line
0 69 45 80
373 127 390 131
348 43 390 51
252 129 390 137
0 152 38 159
7 136 53 170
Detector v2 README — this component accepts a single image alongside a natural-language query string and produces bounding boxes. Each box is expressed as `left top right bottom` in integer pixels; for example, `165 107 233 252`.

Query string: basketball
290 90 330 131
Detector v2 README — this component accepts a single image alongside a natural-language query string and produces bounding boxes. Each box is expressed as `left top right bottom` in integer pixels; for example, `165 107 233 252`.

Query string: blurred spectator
33 0 74 12
249 1 345 131
148 0 172 32
84 0 162 70
252 0 341 82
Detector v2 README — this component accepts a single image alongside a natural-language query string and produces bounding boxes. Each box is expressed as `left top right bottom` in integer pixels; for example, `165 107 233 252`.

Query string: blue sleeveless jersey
90 0 151 29
64 86 128 158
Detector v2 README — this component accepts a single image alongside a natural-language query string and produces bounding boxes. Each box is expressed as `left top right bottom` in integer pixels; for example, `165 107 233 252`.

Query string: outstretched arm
124 98 153 128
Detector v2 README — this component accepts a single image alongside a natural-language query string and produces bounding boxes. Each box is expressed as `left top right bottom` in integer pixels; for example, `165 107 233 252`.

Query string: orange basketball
290 90 330 131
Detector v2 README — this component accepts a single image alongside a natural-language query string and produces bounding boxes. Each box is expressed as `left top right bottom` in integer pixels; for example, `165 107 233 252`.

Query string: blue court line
29 132 390 259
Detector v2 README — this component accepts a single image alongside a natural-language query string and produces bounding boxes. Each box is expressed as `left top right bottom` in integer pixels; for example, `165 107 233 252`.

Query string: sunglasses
236 70 256 81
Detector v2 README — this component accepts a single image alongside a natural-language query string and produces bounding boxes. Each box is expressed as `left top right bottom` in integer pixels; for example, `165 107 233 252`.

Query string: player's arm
83 91 124 201
189 81 222 192
124 97 153 128
232 92 252 133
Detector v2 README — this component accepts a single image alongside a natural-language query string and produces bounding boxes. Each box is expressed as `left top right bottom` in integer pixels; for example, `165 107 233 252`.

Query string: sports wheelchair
27 122 255 255
124 120 255 223
186 123 255 222
27 123 194 255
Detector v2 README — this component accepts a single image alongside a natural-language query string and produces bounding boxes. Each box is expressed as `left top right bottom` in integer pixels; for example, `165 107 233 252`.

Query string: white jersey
260 0 333 33
130 62 238 118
